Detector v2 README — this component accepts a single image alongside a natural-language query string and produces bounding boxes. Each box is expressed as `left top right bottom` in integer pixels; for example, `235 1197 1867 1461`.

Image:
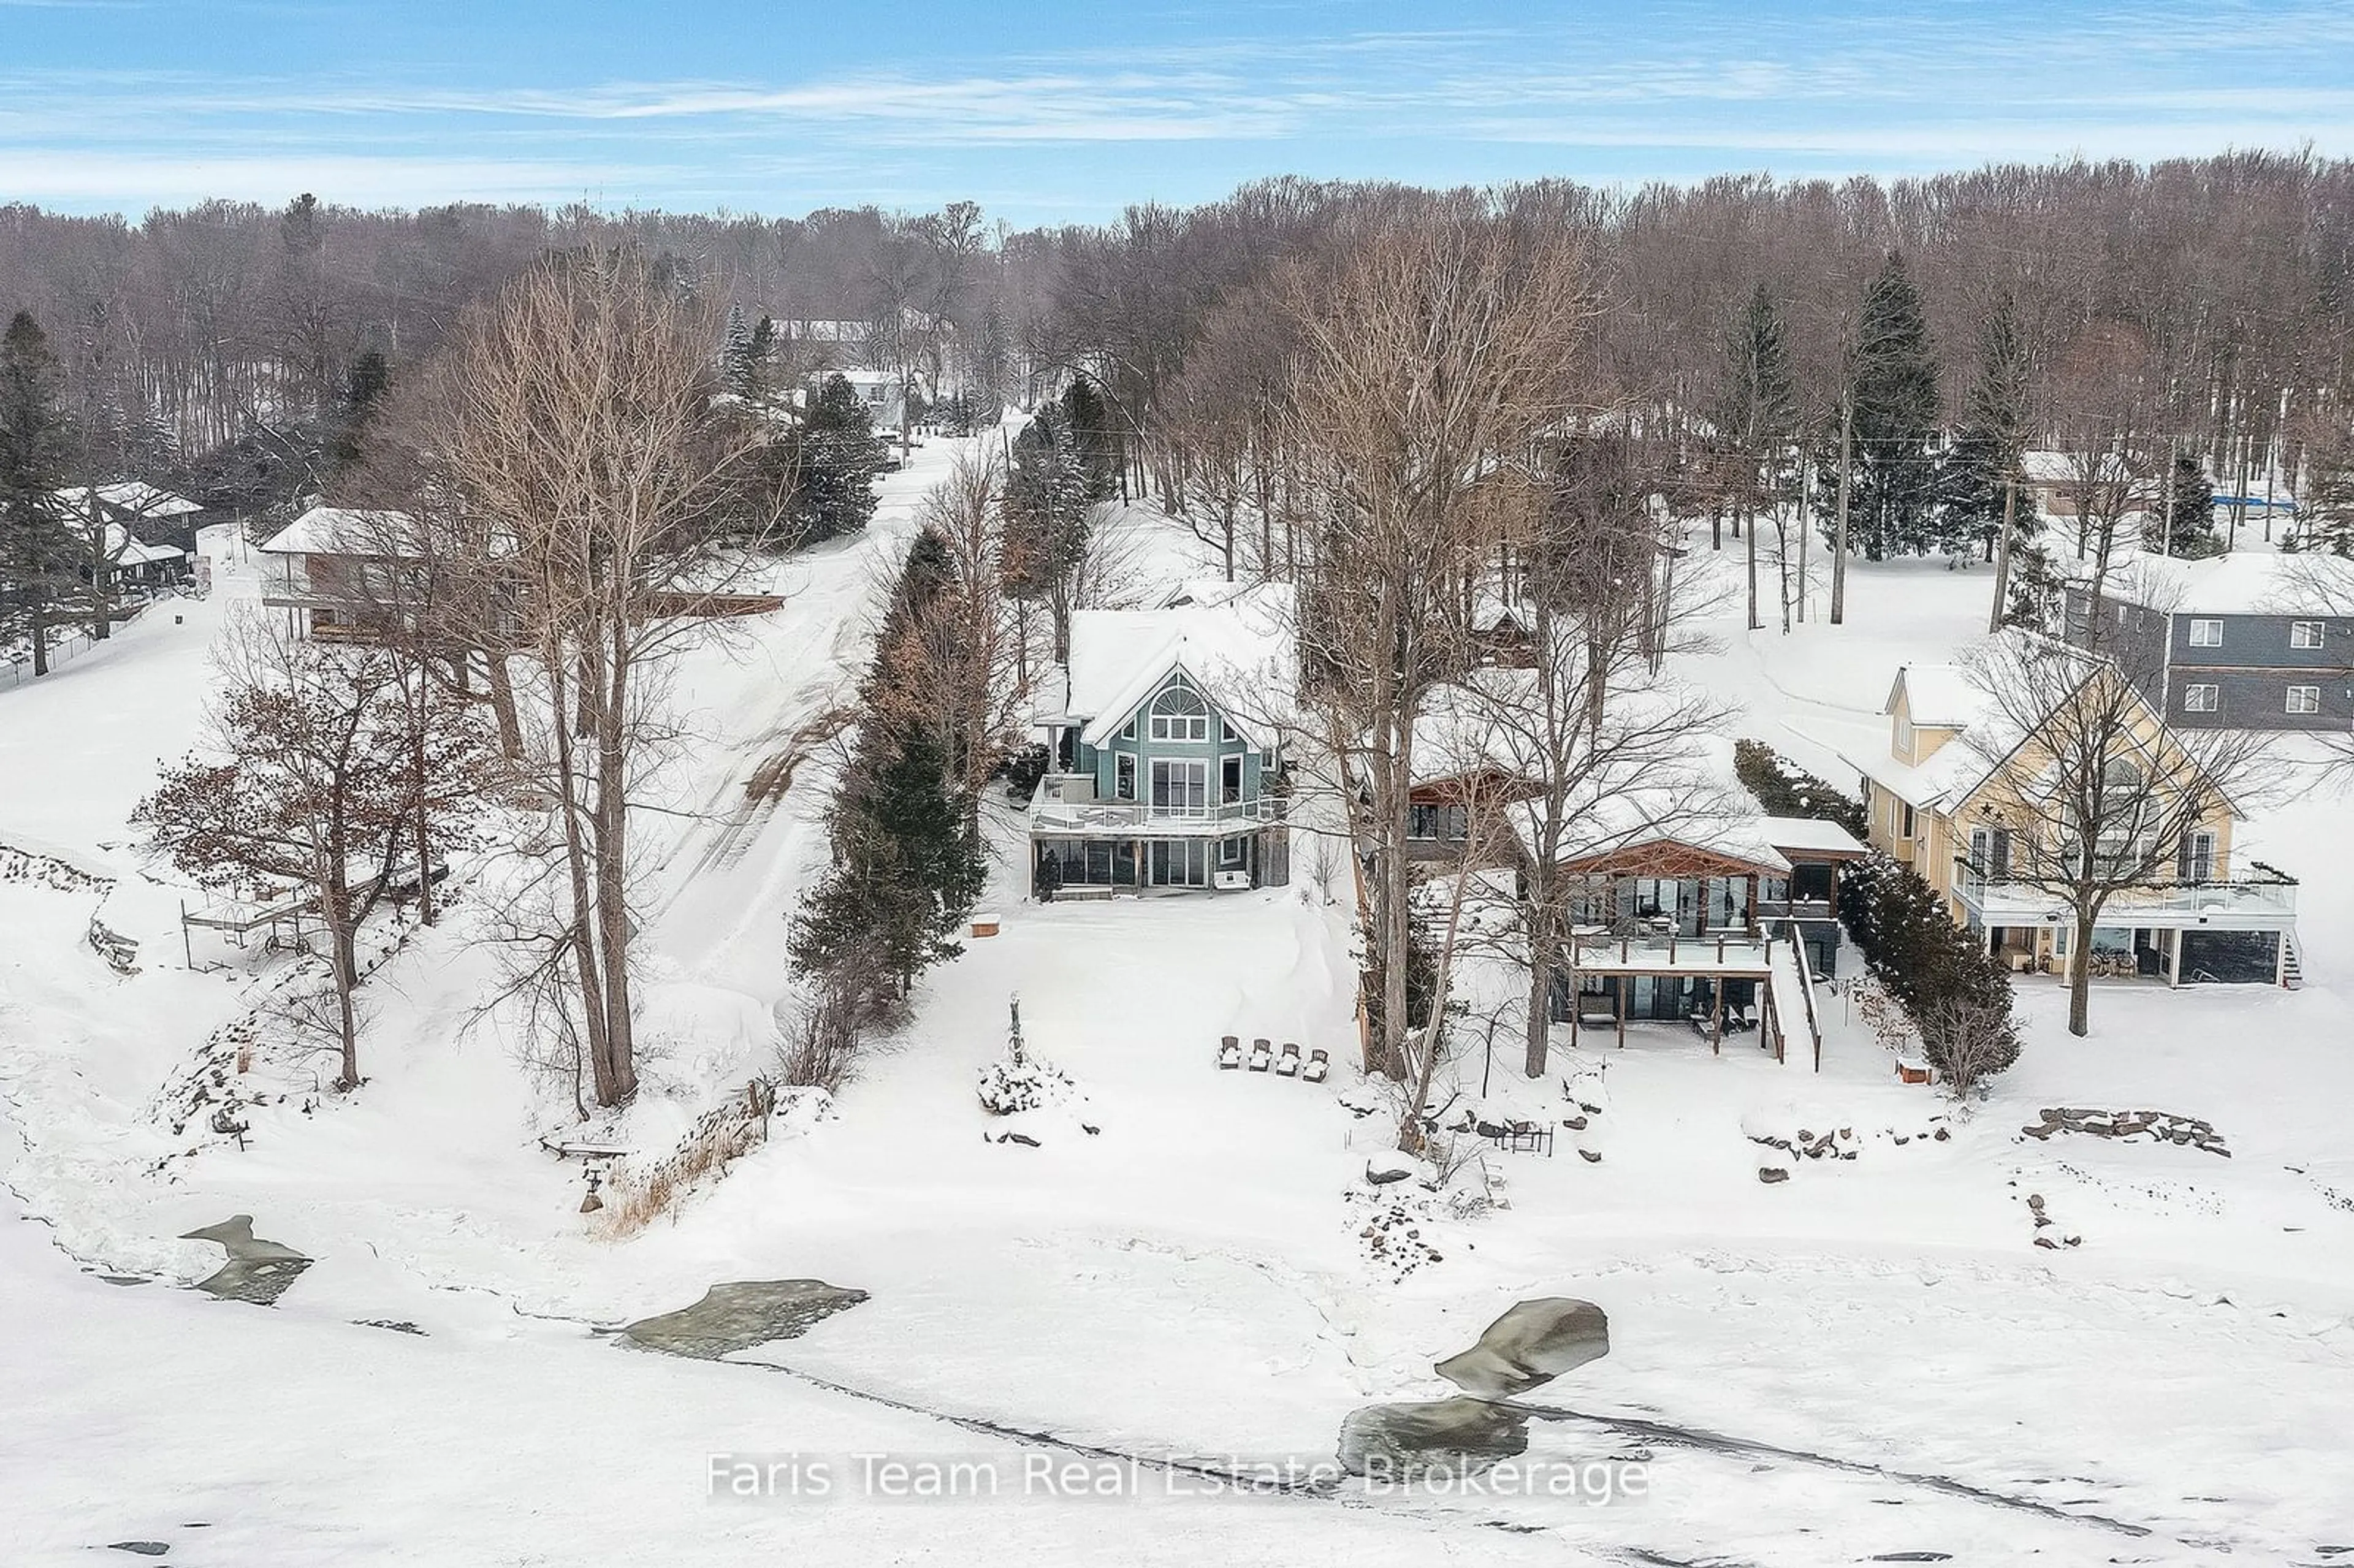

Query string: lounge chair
1247 1038 1273 1072
1274 1041 1301 1077
1303 1048 1330 1084
1217 1035 1241 1070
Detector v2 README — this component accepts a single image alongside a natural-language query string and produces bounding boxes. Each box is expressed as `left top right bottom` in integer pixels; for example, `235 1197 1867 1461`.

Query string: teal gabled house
1029 582 1294 892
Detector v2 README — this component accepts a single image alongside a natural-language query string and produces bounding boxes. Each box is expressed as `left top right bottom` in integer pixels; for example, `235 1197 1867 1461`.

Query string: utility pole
1830 392 1853 625
1989 473 2016 634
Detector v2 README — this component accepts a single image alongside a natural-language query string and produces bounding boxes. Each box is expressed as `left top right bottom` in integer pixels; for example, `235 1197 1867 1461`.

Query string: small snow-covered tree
134 617 501 1087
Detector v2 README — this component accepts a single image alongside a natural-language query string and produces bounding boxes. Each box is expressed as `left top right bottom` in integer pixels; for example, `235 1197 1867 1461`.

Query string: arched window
1148 683 1209 742
2101 756 2144 794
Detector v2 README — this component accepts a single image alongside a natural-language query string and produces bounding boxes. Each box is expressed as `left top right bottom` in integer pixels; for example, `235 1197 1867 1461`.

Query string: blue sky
4 0 2352 221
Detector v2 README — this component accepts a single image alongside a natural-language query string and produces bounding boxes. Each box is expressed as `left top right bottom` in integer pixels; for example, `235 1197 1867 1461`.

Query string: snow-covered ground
5 503 2353 1565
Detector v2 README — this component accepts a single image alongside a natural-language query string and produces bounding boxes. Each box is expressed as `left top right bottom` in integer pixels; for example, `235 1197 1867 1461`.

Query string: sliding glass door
1149 759 1209 818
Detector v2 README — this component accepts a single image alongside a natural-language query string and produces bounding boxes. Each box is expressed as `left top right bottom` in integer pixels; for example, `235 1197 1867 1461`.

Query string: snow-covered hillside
5 499 2353 1566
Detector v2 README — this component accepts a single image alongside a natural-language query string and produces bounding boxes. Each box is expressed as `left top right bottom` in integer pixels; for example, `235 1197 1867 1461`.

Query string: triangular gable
1080 658 1273 751
1555 835 1789 880
1952 660 2246 821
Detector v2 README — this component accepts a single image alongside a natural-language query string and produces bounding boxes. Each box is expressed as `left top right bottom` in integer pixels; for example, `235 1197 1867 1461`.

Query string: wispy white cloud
4 3 2350 216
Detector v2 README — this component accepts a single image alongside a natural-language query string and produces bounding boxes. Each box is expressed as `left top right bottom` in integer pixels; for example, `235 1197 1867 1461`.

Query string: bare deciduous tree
1282 204 1594 1079
398 247 780 1108
134 612 496 1087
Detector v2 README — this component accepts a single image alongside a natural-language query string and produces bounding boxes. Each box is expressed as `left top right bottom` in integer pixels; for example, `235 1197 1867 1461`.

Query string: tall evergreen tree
1059 377 1121 501
1939 298 2036 558
0 312 78 677
742 316 778 402
2158 450 2221 557
2298 435 2354 557
1820 254 1940 560
720 303 755 397
1000 407 1095 661
791 533 987 998
329 349 390 473
790 373 889 543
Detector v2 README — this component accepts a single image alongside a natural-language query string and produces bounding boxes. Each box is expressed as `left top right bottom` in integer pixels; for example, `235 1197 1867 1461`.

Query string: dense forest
6 151 2354 545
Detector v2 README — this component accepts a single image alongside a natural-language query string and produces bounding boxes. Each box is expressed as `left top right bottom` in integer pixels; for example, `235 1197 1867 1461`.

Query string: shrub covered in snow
1838 850 2021 1094
976 1049 1075 1116
1733 739 1869 840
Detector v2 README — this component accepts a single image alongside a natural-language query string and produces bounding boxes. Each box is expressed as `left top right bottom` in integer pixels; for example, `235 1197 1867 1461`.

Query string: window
1900 802 1916 840
2288 684 2321 715
2182 683 2219 714
2188 618 2223 648
1408 804 1469 841
2291 620 2325 651
1219 836 1247 869
1220 754 1243 805
1115 753 1137 801
1894 717 1915 756
2179 829 2216 883
1148 683 1209 742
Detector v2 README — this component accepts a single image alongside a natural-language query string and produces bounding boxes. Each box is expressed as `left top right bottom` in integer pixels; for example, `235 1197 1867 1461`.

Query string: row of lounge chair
1217 1035 1330 1083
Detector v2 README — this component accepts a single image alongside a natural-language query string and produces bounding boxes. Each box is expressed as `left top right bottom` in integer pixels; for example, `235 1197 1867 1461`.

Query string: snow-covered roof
2021 449 2136 487
1408 669 1543 786
2066 549 2354 617
1469 582 1533 635
53 481 204 517
260 506 422 558
1885 663 1986 729
59 514 188 566
1758 815 1868 860
1515 789 1791 877
1061 583 1295 748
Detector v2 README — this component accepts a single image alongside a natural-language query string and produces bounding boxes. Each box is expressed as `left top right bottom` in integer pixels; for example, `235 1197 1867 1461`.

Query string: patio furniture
1248 1038 1274 1072
1274 1041 1301 1077
1303 1048 1330 1084
1479 1120 1555 1156
1217 1035 1241 1070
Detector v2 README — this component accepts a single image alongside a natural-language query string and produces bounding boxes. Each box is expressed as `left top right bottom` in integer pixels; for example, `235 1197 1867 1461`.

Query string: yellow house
1839 660 2300 988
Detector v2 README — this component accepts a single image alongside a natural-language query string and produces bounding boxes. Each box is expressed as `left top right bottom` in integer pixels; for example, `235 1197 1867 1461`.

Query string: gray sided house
2062 553 2354 732
1029 587 1293 894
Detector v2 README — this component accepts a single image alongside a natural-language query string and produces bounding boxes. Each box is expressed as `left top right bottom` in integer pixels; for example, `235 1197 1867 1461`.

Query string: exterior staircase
2283 932 2306 991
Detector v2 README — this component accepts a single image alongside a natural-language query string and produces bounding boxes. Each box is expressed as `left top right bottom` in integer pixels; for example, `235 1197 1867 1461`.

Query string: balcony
1954 859 2298 928
1029 792 1279 837
1567 926 1777 975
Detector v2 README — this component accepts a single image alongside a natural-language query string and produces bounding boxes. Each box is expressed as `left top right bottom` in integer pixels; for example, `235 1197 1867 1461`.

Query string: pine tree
791 537 988 999
2158 450 2221 557
743 316 778 402
1000 408 1094 661
2298 433 2354 556
1821 254 1940 560
1059 378 1121 501
1938 298 2036 558
790 373 889 543
330 350 390 473
0 312 79 677
721 303 754 397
